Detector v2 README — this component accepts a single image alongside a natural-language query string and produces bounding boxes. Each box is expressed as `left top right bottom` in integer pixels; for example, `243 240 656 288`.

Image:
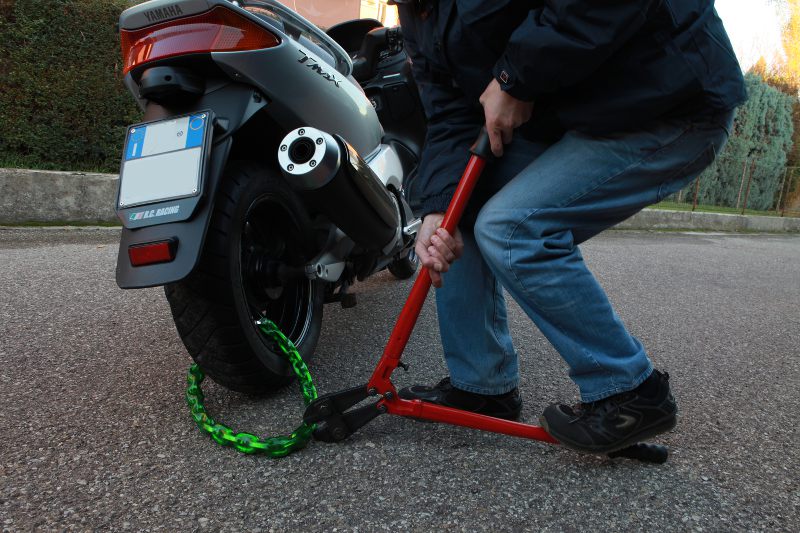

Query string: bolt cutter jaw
303 384 387 442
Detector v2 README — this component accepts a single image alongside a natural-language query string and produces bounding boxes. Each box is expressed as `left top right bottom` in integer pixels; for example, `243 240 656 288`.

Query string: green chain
185 318 317 456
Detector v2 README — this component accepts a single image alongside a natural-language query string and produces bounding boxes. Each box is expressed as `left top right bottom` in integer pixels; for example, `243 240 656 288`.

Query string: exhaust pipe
278 127 401 254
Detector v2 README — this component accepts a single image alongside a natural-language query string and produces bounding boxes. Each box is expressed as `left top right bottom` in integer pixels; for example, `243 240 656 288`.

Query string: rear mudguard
115 82 263 289
116 138 231 289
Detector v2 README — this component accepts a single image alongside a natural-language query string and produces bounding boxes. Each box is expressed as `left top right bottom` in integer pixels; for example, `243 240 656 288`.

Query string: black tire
387 247 419 280
165 162 324 394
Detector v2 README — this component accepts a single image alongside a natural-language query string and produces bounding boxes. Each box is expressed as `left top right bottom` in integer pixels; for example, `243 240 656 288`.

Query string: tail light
121 6 280 75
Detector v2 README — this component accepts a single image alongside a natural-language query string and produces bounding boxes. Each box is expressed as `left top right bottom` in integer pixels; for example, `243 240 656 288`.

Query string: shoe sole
539 414 677 455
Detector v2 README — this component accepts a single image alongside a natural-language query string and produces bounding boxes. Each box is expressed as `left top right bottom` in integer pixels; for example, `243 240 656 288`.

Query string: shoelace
572 391 635 422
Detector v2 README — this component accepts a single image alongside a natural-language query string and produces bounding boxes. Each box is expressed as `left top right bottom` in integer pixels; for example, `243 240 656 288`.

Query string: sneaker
539 370 677 454
398 377 523 420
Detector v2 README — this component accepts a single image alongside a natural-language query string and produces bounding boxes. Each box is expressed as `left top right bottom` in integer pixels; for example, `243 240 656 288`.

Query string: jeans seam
582 347 616 390
490 277 515 382
561 125 696 209
496 124 696 242
503 212 619 396
503 212 614 383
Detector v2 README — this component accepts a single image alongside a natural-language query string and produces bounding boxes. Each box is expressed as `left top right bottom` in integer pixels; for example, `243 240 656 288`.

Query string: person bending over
392 0 746 453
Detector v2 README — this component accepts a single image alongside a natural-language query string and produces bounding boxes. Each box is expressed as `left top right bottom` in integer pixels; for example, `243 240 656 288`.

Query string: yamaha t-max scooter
115 0 426 394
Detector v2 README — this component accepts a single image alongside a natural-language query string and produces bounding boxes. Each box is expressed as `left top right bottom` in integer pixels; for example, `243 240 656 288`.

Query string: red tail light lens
128 239 177 267
121 6 280 74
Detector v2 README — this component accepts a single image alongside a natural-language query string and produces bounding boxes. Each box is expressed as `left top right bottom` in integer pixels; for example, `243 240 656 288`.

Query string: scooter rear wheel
165 162 323 394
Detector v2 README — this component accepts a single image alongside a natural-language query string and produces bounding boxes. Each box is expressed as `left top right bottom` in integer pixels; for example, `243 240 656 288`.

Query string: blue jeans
435 111 734 402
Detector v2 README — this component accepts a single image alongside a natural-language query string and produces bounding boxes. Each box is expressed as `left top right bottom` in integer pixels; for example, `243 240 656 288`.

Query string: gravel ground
1 228 798 532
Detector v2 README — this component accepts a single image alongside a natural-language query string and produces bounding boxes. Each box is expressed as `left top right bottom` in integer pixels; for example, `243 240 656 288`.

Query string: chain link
185 318 318 456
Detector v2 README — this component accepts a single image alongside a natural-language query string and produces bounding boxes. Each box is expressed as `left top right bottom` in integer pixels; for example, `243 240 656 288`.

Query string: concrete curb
1 167 799 232
619 209 800 233
0 168 118 225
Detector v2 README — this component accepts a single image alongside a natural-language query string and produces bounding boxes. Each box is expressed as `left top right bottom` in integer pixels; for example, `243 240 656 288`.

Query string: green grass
649 201 795 218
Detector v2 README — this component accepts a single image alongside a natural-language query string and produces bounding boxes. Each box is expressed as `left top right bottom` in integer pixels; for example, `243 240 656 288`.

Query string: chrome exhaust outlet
278 127 402 254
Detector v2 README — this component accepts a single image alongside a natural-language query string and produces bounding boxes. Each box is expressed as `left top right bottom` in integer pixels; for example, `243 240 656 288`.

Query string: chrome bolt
298 128 305 135
287 164 294 171
309 160 316 167
280 145 288 151
316 138 323 145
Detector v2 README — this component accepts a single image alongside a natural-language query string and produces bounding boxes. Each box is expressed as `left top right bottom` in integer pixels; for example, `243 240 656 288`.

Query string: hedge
0 0 142 172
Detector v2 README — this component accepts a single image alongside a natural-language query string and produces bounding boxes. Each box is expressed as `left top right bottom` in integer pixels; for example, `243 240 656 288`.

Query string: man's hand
415 213 464 288
479 78 534 157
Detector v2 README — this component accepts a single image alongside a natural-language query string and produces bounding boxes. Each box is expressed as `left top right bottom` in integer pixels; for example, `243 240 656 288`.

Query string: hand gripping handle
470 126 493 160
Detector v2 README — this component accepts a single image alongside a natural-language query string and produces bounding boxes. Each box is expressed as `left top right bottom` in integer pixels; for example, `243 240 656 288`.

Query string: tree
778 0 800 93
766 0 800 208
687 74 794 210
759 0 800 169
700 0 800 209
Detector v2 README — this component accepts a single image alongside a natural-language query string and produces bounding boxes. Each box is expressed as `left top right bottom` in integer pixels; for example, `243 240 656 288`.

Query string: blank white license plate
119 112 210 208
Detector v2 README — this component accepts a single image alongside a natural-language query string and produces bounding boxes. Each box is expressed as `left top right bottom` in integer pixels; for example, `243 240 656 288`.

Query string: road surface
1 228 798 531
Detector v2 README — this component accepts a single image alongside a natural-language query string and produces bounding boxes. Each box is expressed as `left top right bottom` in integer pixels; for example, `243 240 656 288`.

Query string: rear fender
116 137 232 289
115 81 265 289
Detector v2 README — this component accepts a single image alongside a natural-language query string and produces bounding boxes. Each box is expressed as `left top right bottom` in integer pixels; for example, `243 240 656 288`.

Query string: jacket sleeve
402 24 483 217
493 0 658 101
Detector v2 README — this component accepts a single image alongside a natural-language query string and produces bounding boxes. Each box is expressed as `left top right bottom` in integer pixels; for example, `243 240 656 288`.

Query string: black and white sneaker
539 370 677 454
398 377 523 421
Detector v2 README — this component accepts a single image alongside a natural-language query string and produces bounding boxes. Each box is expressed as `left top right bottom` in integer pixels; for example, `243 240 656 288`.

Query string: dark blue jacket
396 0 747 216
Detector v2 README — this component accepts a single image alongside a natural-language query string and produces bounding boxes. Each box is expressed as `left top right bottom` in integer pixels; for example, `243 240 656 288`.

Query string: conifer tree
688 74 794 210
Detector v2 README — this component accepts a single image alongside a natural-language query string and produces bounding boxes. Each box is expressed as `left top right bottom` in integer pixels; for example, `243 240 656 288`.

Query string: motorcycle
115 0 426 394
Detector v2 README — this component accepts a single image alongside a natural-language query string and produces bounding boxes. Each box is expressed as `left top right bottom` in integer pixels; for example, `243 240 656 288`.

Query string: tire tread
165 162 323 394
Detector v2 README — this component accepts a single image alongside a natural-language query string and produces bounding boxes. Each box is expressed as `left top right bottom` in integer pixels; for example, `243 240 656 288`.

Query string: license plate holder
118 111 212 214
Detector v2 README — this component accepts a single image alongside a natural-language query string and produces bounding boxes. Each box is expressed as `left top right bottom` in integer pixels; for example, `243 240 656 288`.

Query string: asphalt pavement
1 228 798 532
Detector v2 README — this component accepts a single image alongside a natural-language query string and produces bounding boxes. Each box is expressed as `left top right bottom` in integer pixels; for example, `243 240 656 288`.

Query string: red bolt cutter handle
364 130 558 445
367 130 488 392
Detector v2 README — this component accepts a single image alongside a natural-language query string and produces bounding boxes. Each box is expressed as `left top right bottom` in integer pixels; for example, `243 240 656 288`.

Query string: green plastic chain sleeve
185 318 318 456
